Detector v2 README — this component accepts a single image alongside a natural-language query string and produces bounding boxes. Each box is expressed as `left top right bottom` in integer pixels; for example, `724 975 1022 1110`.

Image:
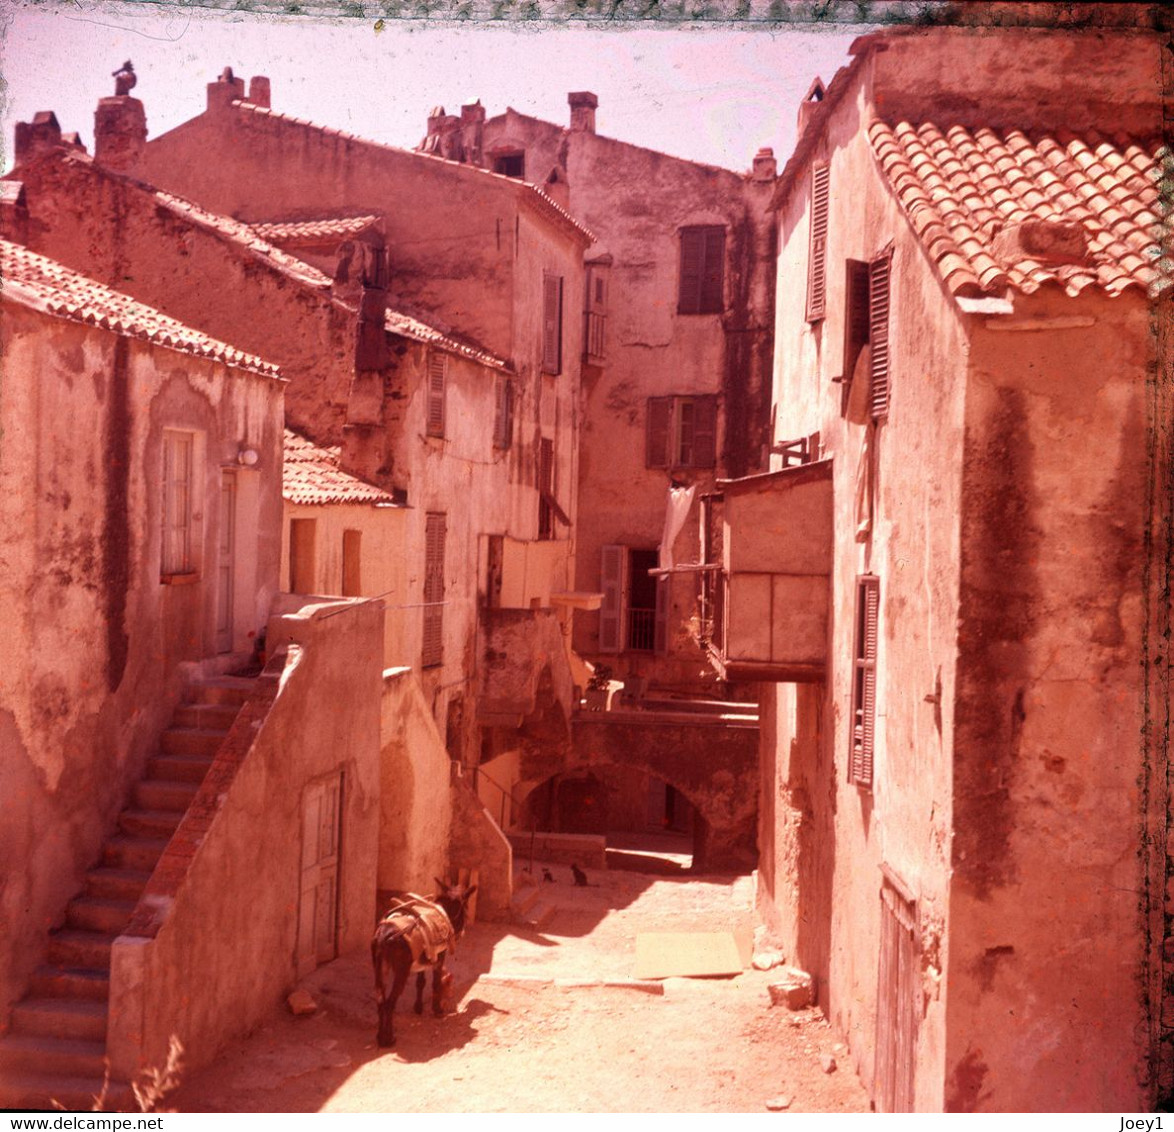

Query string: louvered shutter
869 252 892 421
422 513 446 667
653 577 669 655
493 377 513 449
646 398 672 468
700 227 725 313
850 575 879 787
542 274 563 374
426 352 447 438
691 395 718 468
678 228 704 314
599 544 625 654
806 164 830 321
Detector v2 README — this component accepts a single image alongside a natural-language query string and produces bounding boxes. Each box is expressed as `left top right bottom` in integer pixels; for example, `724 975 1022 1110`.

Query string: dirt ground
170 847 872 1113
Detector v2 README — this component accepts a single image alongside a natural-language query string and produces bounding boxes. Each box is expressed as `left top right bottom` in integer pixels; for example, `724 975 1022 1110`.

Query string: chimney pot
94 95 147 171
568 91 598 133
13 111 62 166
751 146 777 182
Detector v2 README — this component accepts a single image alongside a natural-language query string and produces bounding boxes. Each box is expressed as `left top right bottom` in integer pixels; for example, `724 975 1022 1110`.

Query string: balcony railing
627 607 656 652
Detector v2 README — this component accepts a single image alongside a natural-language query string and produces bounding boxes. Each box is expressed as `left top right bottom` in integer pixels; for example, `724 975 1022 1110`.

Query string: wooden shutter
426 352 447 438
538 438 555 540
646 398 672 468
869 251 892 421
678 228 704 314
850 575 879 787
542 273 563 374
422 512 446 667
162 431 194 575
599 544 626 654
700 227 725 313
493 377 513 449
653 577 669 655
843 258 871 386
806 164 830 321
691 395 718 468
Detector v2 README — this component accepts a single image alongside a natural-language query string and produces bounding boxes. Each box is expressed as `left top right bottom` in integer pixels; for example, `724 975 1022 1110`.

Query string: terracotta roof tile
283 429 400 507
869 121 1168 299
1 239 281 377
249 216 381 245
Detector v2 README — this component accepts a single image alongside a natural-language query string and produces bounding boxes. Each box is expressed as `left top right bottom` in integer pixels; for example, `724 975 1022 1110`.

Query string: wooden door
297 773 342 977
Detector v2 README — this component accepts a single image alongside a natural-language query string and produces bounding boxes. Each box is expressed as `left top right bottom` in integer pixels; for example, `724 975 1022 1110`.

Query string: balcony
706 459 833 683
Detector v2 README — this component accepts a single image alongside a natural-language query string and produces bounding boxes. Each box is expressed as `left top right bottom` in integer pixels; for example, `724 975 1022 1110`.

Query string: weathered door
297 773 342 977
875 879 918 1112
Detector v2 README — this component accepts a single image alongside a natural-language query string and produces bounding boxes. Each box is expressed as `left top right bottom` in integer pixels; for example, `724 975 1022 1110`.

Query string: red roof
870 121 1166 298
0 239 281 377
283 429 400 507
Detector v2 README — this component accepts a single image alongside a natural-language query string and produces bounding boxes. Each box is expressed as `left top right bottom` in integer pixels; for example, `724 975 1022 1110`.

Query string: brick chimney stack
568 91 598 134
751 147 777 182
460 101 485 166
94 97 147 172
13 111 63 166
207 66 246 113
248 76 271 108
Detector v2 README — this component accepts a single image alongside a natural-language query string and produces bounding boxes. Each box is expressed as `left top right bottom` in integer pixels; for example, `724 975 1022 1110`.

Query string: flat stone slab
634 931 744 979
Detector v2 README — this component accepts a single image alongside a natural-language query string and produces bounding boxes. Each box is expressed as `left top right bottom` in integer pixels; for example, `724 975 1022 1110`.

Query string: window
806 164 830 322
646 395 718 469
678 226 725 314
849 575 880 788
840 250 892 422
493 376 514 450
422 512 446 668
493 152 525 178
342 529 362 596
542 273 563 375
162 430 195 577
288 518 317 593
426 351 447 438
598 545 668 655
537 437 569 540
584 262 607 362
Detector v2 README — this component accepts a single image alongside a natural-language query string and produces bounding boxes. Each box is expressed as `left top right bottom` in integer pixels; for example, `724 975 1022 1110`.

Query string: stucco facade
740 26 1168 1112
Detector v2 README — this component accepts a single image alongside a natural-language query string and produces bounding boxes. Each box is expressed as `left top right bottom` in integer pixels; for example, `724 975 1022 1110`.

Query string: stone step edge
474 974 665 994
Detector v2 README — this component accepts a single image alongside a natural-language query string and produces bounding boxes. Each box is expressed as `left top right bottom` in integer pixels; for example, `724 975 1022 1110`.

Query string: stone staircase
0 677 254 1111
510 881 557 932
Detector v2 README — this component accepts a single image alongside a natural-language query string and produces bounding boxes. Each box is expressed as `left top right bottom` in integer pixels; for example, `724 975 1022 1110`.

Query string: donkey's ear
434 876 448 891
464 885 478 900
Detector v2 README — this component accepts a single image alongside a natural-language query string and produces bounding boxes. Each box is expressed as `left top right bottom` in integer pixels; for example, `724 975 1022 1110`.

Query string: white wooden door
216 471 236 654
297 773 342 977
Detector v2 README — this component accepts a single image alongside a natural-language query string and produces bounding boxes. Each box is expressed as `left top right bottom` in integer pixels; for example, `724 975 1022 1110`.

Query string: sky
0 1 872 175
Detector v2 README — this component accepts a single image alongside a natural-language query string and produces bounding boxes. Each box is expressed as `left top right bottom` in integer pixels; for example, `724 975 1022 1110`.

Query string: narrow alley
169 847 870 1113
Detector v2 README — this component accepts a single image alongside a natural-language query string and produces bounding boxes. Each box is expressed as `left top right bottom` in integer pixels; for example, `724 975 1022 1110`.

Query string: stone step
191 676 255 706
0 1033 109 1081
85 866 151 902
118 808 183 839
46 930 116 971
65 896 136 935
134 777 200 811
146 752 214 784
29 965 110 1002
173 701 240 731
102 834 168 872
0 1069 132 1114
510 884 541 918
9 997 107 1042
160 727 226 758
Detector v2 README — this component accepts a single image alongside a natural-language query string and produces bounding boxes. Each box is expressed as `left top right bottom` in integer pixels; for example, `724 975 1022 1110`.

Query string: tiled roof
384 308 511 373
249 216 380 245
869 121 1167 298
283 429 400 507
231 100 594 245
0 239 281 377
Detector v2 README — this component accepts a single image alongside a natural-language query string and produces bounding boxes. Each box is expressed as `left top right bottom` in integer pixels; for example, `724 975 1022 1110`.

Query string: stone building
419 90 776 859
717 25 1170 1111
0 239 384 1106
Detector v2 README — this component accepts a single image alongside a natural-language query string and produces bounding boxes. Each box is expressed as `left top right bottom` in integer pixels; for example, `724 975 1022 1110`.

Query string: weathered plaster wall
946 290 1154 1112
108 598 382 1079
763 62 967 1109
0 306 282 1027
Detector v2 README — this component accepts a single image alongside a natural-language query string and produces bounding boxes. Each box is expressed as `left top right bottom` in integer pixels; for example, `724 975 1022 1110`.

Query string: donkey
371 880 477 1048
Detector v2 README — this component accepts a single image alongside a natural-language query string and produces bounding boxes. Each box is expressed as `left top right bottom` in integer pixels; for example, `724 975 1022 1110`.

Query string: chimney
248 76 271 108
13 111 63 166
94 97 147 172
797 78 825 137
460 101 485 166
207 66 246 113
751 147 777 182
568 91 598 134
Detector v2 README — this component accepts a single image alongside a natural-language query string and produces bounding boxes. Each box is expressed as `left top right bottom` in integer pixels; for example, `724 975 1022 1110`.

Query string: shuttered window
869 250 892 421
162 430 195 576
542 273 563 375
678 226 725 315
426 352 447 438
598 544 626 654
493 377 514 450
806 164 830 322
646 396 717 469
849 575 880 788
422 512 446 668
842 258 871 388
